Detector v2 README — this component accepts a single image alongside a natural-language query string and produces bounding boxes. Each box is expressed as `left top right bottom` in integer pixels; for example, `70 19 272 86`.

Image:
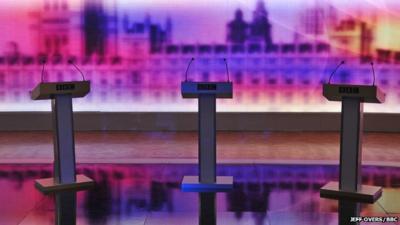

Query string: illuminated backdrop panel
1 0 400 112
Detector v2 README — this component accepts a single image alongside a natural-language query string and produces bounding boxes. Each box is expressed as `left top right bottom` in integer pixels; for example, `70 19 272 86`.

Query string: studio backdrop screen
0 0 400 112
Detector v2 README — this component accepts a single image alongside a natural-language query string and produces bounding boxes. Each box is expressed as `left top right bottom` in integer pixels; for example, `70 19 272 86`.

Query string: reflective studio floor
1 164 400 225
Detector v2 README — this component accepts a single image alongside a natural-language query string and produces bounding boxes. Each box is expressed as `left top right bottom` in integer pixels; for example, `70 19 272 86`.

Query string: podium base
181 176 233 192
320 181 382 203
35 174 95 194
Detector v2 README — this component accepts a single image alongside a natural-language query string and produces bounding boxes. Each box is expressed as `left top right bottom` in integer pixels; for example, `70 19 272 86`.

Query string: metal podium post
339 98 363 192
31 81 94 193
199 95 216 183
320 84 385 203
52 94 76 184
181 81 233 192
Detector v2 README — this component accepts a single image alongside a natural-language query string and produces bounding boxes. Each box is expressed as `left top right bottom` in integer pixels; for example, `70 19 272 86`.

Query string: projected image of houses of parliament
1 0 400 112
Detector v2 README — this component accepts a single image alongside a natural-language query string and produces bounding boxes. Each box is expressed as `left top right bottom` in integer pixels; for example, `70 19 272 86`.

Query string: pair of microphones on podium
328 60 377 86
40 59 86 83
184 57 230 82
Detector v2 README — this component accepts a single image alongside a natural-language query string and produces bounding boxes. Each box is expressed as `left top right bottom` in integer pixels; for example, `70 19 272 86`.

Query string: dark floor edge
0 112 400 132
0 159 398 168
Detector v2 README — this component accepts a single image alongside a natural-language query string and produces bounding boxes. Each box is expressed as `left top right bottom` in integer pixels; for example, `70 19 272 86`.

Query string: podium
320 84 385 203
31 81 94 193
181 81 233 192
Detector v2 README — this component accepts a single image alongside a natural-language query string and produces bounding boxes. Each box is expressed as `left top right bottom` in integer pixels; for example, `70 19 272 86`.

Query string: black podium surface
323 84 385 103
181 81 232 98
31 81 90 100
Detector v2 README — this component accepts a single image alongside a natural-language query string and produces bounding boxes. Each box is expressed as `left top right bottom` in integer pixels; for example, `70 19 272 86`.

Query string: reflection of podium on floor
55 191 77 225
320 84 386 203
199 193 216 225
31 81 95 193
181 81 233 192
338 200 360 225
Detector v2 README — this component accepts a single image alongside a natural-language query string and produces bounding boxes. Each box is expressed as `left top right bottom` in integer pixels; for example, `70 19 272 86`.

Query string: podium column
52 94 76 184
198 94 216 183
340 97 363 192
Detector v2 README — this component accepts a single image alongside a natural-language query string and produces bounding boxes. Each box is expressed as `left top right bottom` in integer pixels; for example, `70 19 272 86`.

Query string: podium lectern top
181 81 233 98
31 81 90 100
323 84 385 103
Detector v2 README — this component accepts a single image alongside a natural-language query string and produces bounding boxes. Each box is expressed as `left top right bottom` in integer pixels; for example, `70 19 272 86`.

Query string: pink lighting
0 0 399 112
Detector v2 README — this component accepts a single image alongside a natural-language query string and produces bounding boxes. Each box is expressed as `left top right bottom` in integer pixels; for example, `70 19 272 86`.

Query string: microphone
370 62 376 86
185 57 194 81
41 59 46 83
328 60 345 84
68 59 86 81
223 58 230 82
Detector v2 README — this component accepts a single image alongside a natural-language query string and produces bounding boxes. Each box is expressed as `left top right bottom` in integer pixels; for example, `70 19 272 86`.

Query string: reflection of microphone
68 59 85 81
370 62 376 86
328 60 345 84
41 59 46 83
223 58 230 82
185 57 194 81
